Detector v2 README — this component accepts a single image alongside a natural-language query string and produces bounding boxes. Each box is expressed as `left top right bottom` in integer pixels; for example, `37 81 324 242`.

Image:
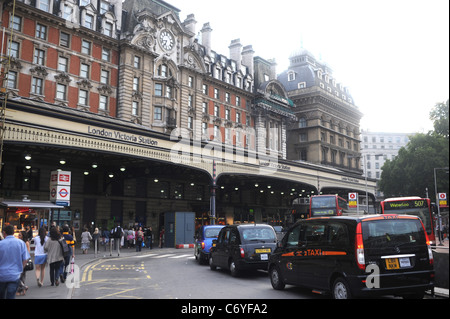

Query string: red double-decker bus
309 195 349 218
380 197 436 245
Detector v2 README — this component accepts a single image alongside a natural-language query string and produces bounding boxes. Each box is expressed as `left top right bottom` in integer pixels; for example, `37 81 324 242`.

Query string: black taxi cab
268 214 434 299
209 224 277 277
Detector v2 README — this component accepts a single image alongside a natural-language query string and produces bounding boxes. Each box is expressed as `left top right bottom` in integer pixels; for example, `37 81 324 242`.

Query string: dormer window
288 71 296 82
84 13 94 29
100 1 109 14
37 0 50 12
62 4 73 20
103 21 113 37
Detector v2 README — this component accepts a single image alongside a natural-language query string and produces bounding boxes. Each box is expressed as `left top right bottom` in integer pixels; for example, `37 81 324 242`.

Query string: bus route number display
385 200 427 210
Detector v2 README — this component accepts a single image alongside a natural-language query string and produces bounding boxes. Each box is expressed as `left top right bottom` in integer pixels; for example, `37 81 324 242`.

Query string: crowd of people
0 223 75 299
98 224 166 254
0 222 164 299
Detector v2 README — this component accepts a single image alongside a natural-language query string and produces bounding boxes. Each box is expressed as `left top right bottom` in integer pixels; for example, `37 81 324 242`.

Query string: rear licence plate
386 257 411 270
255 248 271 253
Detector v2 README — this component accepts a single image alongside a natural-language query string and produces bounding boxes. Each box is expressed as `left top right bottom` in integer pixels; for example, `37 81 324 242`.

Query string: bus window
309 195 348 217
381 197 436 245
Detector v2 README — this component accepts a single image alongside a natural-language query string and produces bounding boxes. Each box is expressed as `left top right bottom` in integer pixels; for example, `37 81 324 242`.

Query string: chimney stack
200 22 213 55
229 39 242 69
183 14 197 35
110 0 123 35
241 45 255 76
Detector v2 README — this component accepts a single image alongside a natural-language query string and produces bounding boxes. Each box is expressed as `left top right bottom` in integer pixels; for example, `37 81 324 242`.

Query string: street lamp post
349 153 384 214
434 167 449 246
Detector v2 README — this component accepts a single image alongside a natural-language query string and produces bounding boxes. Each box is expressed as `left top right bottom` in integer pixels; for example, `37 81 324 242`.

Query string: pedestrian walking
111 223 123 256
80 227 92 254
101 228 110 251
44 227 64 286
146 226 153 249
25 226 33 244
16 231 30 296
33 227 48 287
0 225 31 299
92 227 100 255
61 225 75 283
136 226 144 252
127 227 135 249
159 227 165 248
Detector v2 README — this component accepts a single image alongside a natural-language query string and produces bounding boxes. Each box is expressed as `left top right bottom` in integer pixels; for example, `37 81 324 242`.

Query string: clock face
160 30 174 51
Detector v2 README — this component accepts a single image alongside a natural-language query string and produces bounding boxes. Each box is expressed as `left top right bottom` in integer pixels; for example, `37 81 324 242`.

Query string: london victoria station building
0 0 374 243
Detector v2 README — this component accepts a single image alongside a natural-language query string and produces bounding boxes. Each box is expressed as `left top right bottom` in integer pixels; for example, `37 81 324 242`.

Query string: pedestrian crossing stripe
152 254 176 258
169 254 192 259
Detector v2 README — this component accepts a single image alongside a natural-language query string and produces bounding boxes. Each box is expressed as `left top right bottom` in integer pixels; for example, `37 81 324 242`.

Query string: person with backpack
60 225 75 283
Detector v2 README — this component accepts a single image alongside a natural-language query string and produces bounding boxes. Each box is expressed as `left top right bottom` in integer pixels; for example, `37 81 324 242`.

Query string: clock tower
118 0 207 134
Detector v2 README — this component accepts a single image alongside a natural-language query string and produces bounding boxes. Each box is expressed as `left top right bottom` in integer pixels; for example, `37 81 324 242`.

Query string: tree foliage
430 100 449 139
379 100 449 201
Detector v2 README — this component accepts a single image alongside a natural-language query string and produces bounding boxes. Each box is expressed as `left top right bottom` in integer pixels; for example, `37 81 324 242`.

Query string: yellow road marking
96 287 140 299
81 260 151 283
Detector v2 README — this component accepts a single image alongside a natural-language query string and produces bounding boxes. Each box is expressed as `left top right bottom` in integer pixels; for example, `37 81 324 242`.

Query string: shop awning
0 200 64 209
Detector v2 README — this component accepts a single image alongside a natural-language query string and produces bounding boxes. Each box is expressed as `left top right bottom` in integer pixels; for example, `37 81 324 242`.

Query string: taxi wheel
199 252 207 265
331 277 352 299
209 256 217 270
269 266 285 290
229 259 240 277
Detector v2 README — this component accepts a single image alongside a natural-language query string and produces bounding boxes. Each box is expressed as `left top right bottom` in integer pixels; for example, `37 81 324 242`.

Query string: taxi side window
230 230 239 245
285 224 301 248
300 222 327 246
223 229 231 244
218 229 227 244
328 223 349 245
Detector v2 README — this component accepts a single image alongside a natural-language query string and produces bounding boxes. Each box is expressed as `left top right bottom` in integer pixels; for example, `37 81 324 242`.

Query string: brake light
420 222 434 266
201 242 205 250
355 222 365 270
240 247 245 258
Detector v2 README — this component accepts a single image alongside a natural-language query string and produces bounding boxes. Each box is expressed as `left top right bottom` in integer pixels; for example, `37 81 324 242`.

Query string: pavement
15 239 449 300
17 244 182 300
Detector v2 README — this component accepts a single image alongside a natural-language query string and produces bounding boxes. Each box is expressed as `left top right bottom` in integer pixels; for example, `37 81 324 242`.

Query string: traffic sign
348 192 358 208
438 193 448 208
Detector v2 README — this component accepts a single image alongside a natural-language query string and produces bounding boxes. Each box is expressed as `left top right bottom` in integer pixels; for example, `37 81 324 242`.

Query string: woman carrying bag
44 227 64 286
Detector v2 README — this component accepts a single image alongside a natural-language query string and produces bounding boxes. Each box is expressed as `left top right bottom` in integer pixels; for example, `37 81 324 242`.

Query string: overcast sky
168 0 449 134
